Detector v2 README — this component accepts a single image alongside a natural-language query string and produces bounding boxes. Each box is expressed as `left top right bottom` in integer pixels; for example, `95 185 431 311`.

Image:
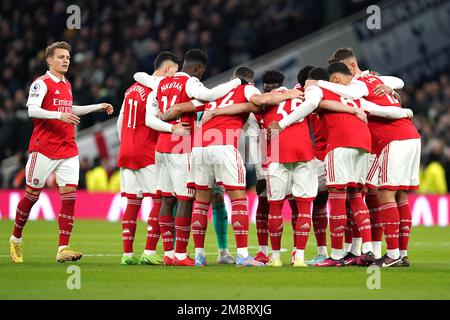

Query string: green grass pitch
1 220 449 299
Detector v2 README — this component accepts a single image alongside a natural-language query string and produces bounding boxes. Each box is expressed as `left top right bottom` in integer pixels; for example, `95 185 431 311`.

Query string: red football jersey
309 113 328 161
117 82 157 169
27 73 78 159
155 73 195 154
262 89 314 163
194 84 259 148
355 72 420 155
319 87 371 154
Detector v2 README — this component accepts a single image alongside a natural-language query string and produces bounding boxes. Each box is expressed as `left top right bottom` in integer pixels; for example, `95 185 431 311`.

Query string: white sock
318 246 328 257
400 250 407 258
164 250 174 259
174 252 187 260
271 250 281 260
58 245 69 251
144 250 157 256
331 248 343 260
373 241 382 259
10 235 22 243
195 248 206 257
258 245 269 256
344 243 352 253
295 249 304 261
387 249 400 259
218 248 229 256
362 242 374 254
123 252 134 257
237 247 249 258
351 237 362 256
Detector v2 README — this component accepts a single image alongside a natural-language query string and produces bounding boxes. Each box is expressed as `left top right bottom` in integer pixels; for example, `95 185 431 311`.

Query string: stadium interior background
0 0 449 196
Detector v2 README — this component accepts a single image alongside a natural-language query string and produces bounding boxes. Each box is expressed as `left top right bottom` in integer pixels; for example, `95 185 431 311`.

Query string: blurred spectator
419 139 448 194
108 168 121 193
86 157 109 192
7 153 27 189
78 157 90 190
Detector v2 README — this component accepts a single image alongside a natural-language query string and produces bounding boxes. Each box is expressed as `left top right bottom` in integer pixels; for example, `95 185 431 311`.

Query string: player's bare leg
159 196 177 265
376 189 402 267
228 190 263 267
9 186 41 263
314 187 346 267
396 191 412 266
56 186 83 263
173 199 195 266
192 189 212 266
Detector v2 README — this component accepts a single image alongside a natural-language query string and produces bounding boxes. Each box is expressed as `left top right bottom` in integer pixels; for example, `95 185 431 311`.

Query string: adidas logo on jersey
55 89 60 95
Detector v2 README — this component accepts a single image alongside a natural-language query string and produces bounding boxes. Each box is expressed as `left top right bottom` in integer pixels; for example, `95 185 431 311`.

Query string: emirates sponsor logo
53 98 72 107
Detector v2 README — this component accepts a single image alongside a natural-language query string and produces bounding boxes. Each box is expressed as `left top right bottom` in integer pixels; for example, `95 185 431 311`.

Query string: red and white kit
189 84 260 190
262 88 317 202
117 80 160 198
354 72 421 190
315 86 372 189
25 71 79 190
309 112 328 192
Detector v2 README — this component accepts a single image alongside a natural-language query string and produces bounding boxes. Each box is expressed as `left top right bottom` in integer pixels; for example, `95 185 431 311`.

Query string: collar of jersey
354 70 371 80
46 71 66 83
174 71 192 78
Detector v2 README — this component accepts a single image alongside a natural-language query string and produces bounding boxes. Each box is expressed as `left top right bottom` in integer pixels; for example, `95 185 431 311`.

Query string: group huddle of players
8 42 419 268
116 47 419 268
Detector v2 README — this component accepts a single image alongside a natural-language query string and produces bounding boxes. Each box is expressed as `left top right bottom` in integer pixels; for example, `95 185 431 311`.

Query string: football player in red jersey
160 66 301 266
140 49 243 266
9 41 113 263
116 51 189 265
323 48 420 267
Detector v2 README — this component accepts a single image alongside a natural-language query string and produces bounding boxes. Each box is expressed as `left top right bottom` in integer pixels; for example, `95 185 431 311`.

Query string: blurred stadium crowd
0 0 448 193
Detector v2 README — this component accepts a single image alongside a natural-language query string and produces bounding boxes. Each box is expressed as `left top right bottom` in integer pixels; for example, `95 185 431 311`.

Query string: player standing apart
9 41 113 263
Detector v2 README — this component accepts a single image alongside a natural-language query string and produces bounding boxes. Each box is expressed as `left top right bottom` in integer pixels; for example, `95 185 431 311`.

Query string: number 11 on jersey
127 99 138 129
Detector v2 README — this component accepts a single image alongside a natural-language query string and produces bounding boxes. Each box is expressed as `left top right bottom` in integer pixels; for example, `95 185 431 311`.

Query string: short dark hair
261 69 285 86
297 65 314 88
233 65 254 83
45 41 71 59
328 47 355 64
327 62 352 77
184 48 208 67
308 67 329 81
154 51 180 70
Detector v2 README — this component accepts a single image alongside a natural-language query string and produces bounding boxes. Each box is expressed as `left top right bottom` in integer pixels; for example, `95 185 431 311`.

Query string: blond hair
45 41 71 59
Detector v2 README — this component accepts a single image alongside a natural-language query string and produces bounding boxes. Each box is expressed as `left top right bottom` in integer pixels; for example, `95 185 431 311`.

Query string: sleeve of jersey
186 77 241 101
145 92 172 132
191 99 206 112
278 86 322 129
317 79 368 100
244 86 262 101
116 101 125 141
26 79 61 119
72 104 103 116
362 99 411 119
379 76 404 90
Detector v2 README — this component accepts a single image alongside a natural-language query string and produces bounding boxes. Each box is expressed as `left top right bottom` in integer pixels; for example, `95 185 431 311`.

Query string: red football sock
295 200 312 250
191 201 210 249
159 214 175 253
175 216 192 254
58 191 77 247
145 197 162 251
348 191 372 244
121 198 141 254
268 201 284 251
231 198 249 249
256 196 269 247
13 191 39 238
366 189 382 241
379 202 400 250
397 199 412 251
312 193 328 247
328 191 347 251
289 199 298 248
